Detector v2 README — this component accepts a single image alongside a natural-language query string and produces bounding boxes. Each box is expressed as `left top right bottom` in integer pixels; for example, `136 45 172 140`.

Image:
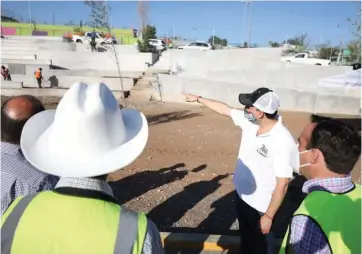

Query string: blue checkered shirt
288 176 355 253
1 142 59 214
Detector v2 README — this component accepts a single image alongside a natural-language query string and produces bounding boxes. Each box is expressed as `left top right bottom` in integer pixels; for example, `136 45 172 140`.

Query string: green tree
137 25 157 53
283 33 308 48
269 41 280 48
347 9 361 62
84 1 111 30
318 47 339 60
243 41 248 48
207 36 228 46
64 20 75 26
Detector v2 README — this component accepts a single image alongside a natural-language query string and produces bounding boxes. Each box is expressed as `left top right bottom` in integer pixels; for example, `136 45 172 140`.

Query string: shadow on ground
147 172 233 233
147 111 202 125
109 163 188 204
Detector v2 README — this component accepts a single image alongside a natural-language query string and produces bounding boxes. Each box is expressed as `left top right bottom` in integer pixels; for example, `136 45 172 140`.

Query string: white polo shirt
230 109 298 213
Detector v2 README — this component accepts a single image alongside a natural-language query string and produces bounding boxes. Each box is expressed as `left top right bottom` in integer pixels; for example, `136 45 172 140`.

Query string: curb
161 232 240 251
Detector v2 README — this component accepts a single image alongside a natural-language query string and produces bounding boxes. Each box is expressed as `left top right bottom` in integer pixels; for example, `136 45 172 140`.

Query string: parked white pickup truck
72 32 116 45
281 53 331 66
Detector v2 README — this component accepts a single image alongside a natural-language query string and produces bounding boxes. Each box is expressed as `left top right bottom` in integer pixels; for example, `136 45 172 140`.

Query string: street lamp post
28 1 32 28
242 1 248 45
247 1 252 48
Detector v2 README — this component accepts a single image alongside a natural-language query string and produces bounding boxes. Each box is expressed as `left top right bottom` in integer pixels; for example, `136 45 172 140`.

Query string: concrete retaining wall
1 58 52 65
45 69 142 78
1 81 23 89
156 74 360 115
1 54 36 60
1 49 153 72
1 40 77 51
179 65 351 91
11 74 134 91
4 36 64 42
3 63 50 75
1 37 156 72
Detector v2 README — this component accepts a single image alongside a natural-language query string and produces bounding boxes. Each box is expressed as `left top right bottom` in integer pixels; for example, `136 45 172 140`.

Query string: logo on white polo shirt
257 144 268 157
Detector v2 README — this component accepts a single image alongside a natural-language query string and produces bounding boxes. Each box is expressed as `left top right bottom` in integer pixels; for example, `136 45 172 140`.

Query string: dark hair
309 120 361 175
265 111 278 119
1 95 45 144
1 66 5 69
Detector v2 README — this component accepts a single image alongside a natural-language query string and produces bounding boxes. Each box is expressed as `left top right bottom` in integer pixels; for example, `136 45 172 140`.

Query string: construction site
1 1 361 253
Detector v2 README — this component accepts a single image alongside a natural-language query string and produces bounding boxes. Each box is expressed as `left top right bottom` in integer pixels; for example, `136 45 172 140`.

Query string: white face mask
294 143 312 174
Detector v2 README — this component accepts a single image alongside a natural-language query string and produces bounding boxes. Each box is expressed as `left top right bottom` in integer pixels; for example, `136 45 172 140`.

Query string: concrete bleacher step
1 87 126 101
10 74 135 91
1 58 52 65
1 81 23 89
1 54 37 60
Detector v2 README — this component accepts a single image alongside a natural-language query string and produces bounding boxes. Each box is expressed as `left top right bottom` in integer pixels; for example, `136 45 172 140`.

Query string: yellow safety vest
1 189 147 254
280 184 361 254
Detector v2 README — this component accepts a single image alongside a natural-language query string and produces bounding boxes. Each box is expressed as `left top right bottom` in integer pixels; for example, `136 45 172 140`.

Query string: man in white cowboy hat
1 83 164 254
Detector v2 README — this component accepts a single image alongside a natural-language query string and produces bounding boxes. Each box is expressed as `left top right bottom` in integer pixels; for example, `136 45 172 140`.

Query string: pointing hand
182 93 199 102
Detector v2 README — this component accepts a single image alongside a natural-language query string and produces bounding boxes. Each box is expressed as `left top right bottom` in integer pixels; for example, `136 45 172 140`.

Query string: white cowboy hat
20 82 148 178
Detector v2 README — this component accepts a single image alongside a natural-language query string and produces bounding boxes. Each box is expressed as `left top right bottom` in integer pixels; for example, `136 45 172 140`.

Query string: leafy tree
347 9 361 62
318 47 339 60
347 40 361 62
137 25 157 53
207 36 228 46
283 33 308 48
269 41 280 48
80 20 83 28
84 1 110 30
243 41 248 48
64 20 75 26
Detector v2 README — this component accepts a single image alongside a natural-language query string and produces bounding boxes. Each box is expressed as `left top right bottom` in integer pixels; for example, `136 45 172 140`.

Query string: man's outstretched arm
182 93 232 117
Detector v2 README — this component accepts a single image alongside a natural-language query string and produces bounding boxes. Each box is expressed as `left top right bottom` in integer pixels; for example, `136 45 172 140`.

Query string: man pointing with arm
183 88 298 254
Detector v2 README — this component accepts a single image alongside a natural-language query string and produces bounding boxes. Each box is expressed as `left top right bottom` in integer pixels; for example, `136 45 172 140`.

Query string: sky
1 1 360 46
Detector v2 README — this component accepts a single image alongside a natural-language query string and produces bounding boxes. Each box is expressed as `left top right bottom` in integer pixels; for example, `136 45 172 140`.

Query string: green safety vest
280 184 361 254
1 189 148 254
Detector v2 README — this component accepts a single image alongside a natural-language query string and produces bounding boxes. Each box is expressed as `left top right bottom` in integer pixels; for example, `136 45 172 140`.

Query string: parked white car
148 39 165 51
72 32 115 45
177 42 213 51
281 53 331 66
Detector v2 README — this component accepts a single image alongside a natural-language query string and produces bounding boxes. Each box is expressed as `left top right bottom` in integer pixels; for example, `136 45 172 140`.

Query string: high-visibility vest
34 70 41 79
1 190 148 254
280 184 361 254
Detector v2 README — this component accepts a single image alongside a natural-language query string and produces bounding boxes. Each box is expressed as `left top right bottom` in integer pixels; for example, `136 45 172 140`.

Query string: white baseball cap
238 87 280 114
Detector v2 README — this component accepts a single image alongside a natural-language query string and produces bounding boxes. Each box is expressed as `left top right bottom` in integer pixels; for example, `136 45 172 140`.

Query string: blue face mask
244 108 257 123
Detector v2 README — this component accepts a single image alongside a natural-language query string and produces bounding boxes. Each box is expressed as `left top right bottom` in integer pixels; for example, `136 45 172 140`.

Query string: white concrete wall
1 81 23 89
1 58 51 65
156 74 360 115
1 38 153 72
4 36 64 42
1 54 36 60
11 74 134 91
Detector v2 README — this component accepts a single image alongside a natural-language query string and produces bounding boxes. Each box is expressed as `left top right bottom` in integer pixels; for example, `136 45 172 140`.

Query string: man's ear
311 149 322 164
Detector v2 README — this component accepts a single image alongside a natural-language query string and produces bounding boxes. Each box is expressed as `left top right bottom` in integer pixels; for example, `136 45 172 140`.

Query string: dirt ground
1 95 361 236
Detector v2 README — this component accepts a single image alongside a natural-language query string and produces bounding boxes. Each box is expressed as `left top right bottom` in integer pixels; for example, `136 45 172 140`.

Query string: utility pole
52 13 55 25
247 1 252 48
212 27 215 45
138 1 149 33
173 24 176 39
242 1 248 45
28 0 32 27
